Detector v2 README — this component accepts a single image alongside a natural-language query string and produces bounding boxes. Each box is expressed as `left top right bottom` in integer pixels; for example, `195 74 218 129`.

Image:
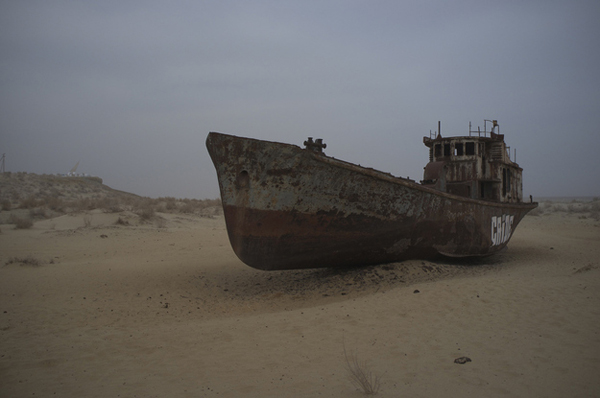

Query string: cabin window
444 143 451 157
454 143 464 156
434 144 441 158
466 142 475 155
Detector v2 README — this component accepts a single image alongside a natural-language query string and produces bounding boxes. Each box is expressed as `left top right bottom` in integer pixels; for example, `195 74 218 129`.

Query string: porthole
236 170 250 189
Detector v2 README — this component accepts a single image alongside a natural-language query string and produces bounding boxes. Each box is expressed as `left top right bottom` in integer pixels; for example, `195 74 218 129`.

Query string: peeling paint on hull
206 132 537 270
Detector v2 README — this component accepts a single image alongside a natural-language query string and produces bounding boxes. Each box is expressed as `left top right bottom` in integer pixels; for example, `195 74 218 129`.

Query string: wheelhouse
421 120 524 203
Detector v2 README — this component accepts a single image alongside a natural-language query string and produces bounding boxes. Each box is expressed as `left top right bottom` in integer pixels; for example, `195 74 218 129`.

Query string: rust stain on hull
206 126 537 271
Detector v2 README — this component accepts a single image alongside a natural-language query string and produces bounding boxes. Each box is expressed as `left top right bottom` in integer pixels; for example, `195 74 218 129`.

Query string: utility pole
0 153 5 173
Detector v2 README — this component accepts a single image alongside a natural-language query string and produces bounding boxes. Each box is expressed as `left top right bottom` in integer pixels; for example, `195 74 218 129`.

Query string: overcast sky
2 1 599 199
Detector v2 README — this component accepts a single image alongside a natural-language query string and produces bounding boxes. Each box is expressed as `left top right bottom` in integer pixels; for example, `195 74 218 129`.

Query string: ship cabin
421 120 524 204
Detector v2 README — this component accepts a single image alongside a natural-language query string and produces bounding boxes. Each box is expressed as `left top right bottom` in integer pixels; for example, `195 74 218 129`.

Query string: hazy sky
2 1 599 199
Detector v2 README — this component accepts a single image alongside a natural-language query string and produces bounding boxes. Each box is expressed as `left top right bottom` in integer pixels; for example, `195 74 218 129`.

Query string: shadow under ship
206 120 538 270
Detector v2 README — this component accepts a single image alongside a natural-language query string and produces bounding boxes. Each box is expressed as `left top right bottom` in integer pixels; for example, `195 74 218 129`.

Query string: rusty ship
206 120 537 270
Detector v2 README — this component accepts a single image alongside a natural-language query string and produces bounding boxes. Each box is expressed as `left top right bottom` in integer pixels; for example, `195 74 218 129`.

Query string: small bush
46 196 65 212
74 197 93 211
180 202 197 214
137 207 155 221
164 198 177 211
83 214 92 227
100 197 123 213
1 199 11 211
29 207 48 219
9 215 34 229
19 196 41 209
567 204 585 213
115 217 130 226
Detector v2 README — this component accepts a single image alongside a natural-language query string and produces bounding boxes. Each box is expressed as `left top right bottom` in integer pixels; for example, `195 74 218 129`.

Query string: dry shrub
163 197 177 211
115 217 130 226
543 203 558 213
19 195 41 209
181 198 222 214
29 207 49 219
136 206 155 221
45 196 65 212
83 214 92 227
8 215 33 229
180 201 197 214
344 345 381 395
73 197 94 211
94 197 121 213
567 203 586 214
1 199 11 211
5 255 41 267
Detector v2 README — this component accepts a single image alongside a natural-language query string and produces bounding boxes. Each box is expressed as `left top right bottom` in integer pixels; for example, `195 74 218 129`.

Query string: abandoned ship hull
206 132 537 270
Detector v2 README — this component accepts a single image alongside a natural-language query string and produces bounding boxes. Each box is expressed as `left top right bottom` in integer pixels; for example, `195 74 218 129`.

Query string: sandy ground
1 209 599 397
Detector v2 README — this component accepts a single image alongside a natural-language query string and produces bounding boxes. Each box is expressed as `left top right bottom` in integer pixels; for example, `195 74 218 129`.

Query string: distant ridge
0 172 221 224
0 172 139 207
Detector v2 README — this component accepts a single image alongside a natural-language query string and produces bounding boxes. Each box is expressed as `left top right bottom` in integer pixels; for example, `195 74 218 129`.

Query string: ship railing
468 121 490 137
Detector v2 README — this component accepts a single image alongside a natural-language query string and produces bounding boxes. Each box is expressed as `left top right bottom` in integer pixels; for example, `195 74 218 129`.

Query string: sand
1 208 599 397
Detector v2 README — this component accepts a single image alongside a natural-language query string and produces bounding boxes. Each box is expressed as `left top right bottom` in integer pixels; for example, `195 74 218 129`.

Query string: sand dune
1 201 599 397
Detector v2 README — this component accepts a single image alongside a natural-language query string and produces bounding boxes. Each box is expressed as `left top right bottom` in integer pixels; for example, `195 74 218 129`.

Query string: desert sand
1 199 599 397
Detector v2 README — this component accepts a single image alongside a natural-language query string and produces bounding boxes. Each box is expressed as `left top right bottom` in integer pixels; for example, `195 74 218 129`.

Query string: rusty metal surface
422 126 524 203
206 132 537 270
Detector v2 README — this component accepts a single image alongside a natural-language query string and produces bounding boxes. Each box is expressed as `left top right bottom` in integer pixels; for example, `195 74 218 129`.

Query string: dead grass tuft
343 344 381 395
5 255 42 267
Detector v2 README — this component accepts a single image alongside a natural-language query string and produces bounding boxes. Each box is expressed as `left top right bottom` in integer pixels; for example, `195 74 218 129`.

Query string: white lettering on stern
490 215 514 246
